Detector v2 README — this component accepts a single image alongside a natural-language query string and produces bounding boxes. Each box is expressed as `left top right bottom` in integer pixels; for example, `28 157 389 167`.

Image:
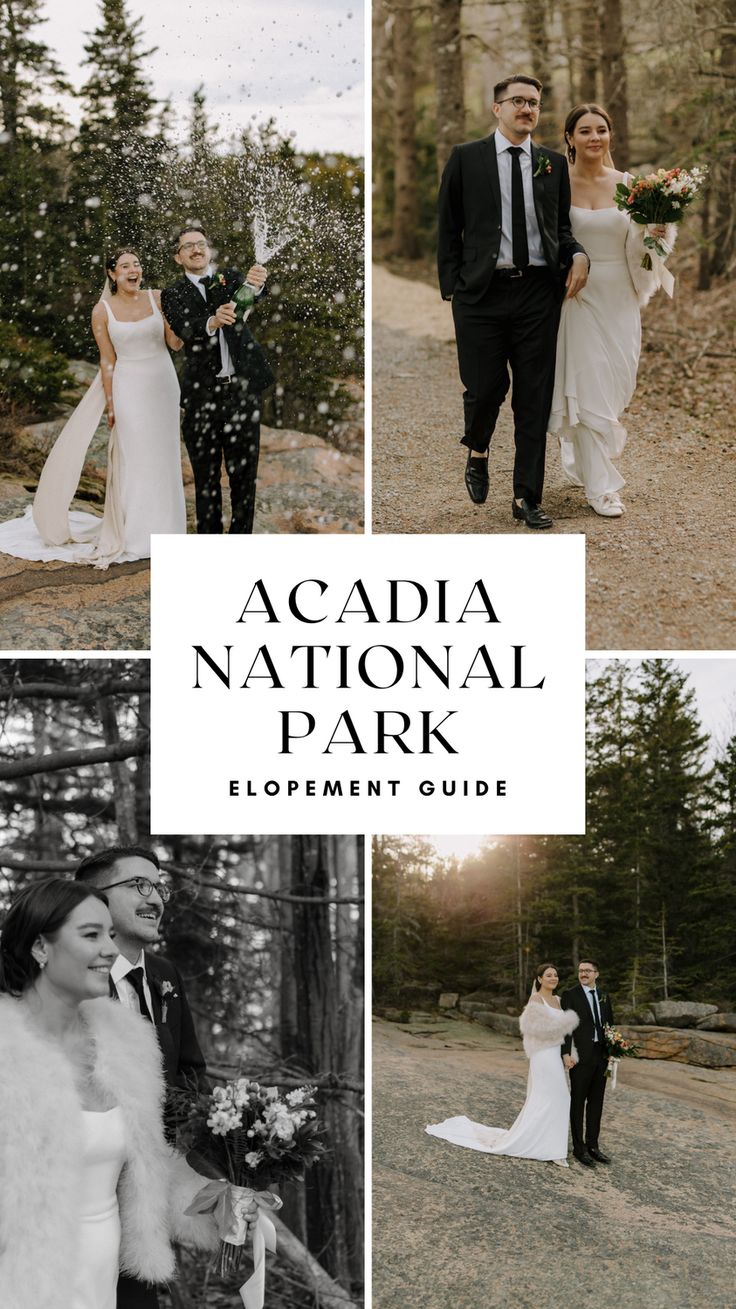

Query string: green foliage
0 319 72 406
374 663 731 1013
0 4 363 443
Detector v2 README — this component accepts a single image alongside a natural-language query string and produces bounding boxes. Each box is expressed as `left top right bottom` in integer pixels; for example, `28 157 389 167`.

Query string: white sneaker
588 492 624 517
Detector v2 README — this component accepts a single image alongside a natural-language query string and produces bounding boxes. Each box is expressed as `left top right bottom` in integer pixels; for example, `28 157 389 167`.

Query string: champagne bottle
234 280 259 322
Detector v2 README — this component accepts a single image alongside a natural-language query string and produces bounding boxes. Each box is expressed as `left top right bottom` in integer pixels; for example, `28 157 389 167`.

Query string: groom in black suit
75 845 208 1309
437 74 589 528
561 959 614 1168
161 225 275 534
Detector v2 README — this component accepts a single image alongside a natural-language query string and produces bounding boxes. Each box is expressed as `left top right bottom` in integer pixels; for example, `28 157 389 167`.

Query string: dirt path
372 265 736 650
372 1016 736 1309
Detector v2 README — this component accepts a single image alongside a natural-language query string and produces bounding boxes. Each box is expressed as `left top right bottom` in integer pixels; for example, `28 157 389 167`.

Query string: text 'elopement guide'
150 535 585 834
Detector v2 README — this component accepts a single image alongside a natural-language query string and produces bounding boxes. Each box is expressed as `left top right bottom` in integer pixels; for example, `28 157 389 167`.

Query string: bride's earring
566 141 576 164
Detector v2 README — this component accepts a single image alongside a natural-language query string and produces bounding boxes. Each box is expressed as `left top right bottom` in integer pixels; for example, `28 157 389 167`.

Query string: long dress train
72 1107 127 1309
426 1000 578 1162
0 290 186 567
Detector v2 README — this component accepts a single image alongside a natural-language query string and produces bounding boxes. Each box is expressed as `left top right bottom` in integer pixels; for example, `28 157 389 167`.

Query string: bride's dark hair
564 103 614 166
533 962 558 991
0 878 108 996
105 246 141 295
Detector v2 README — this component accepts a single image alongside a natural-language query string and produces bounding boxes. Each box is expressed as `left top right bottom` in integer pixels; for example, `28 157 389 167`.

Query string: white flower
245 1151 263 1168
265 1086 280 1101
207 1106 241 1136
286 1088 307 1106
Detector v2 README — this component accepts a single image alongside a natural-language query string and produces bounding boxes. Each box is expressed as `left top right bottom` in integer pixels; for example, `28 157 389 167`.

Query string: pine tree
0 0 73 339
65 0 171 349
629 660 710 1000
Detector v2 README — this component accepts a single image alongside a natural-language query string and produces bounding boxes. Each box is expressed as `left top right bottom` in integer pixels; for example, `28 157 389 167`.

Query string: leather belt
494 265 549 279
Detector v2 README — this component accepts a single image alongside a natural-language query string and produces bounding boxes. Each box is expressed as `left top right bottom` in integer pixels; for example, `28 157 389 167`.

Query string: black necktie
590 988 603 1040
127 966 153 1023
198 275 212 298
507 146 529 269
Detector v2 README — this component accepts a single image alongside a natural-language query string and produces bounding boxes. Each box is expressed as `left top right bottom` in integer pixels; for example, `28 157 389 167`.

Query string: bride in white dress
426 964 579 1166
0 247 186 568
548 105 674 517
0 879 218 1309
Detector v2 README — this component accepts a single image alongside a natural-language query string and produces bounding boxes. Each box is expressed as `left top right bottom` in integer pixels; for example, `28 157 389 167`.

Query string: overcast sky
38 0 364 156
427 657 736 860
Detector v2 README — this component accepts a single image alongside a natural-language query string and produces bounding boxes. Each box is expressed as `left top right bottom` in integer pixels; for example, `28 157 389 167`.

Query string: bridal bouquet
178 1077 324 1307
614 165 708 268
603 1024 639 1088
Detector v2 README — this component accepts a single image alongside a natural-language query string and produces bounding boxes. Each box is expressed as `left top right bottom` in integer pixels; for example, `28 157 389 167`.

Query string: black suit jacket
111 951 207 1091
437 134 586 302
560 983 614 1065
144 950 208 1090
160 270 275 405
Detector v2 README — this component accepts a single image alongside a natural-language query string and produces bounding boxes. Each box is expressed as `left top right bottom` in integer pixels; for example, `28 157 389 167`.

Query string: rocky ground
0 370 363 650
372 263 736 650
372 1014 736 1309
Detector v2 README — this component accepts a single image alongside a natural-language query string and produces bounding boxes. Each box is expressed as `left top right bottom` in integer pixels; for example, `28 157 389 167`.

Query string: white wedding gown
548 204 640 509
426 1001 571 1161
72 1107 127 1309
0 290 186 568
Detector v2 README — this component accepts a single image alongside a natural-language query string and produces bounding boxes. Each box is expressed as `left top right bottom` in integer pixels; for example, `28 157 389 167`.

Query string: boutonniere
212 272 227 290
534 153 553 177
153 976 178 1023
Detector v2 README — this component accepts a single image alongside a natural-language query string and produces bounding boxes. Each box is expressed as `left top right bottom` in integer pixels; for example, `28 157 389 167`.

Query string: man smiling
438 73 589 527
75 845 207 1309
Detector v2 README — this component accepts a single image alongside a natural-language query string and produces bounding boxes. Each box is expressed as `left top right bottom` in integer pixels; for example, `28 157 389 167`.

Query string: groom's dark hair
74 845 161 886
175 224 209 248
493 74 542 101
578 958 599 970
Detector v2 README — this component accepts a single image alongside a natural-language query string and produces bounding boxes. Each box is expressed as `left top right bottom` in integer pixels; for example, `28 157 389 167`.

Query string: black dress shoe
464 455 489 504
587 1148 611 1164
573 1151 596 1167
512 498 553 529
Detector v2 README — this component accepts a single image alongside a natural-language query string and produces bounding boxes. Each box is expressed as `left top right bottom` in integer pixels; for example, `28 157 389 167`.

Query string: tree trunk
710 0 736 277
523 0 555 142
98 693 137 841
661 901 669 999
432 0 465 180
133 689 150 837
578 5 600 103
600 0 629 170
391 0 420 257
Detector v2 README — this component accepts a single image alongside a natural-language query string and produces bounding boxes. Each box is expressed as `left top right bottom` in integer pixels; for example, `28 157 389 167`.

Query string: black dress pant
117 1274 159 1309
182 377 261 534
569 1048 608 1155
452 268 562 503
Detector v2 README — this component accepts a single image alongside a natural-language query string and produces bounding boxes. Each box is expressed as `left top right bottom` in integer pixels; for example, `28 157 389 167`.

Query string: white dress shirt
187 265 236 378
111 949 154 1018
582 984 601 1041
494 130 546 268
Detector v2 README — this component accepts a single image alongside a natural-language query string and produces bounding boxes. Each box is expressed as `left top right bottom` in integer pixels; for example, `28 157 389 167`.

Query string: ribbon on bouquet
185 1179 283 1309
642 224 675 297
607 1056 620 1088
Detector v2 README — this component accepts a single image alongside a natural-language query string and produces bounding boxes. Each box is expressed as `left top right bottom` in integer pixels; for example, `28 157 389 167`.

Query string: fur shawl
518 999 579 1058
624 217 677 307
0 996 217 1309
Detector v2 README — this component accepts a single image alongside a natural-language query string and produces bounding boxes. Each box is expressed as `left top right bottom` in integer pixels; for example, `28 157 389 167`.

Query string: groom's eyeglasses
179 240 208 252
98 876 171 902
497 96 542 110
